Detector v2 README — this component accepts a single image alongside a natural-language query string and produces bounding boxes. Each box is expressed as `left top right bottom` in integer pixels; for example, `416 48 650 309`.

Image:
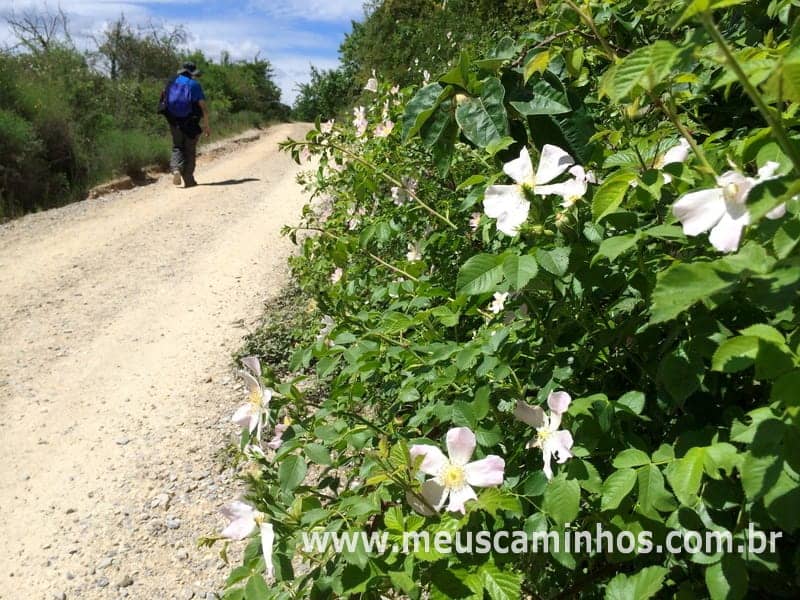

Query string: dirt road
0 123 312 599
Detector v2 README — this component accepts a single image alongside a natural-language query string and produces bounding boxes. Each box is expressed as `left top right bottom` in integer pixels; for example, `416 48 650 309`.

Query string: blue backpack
165 78 193 118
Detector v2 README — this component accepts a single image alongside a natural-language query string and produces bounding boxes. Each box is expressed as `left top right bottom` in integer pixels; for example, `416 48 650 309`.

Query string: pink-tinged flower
241 355 261 378
391 177 418 206
317 315 335 343
300 146 312 163
672 161 782 253
654 138 690 183
220 502 275 581
488 291 509 314
409 427 505 514
390 84 400 95
538 165 597 208
320 119 334 134
469 212 482 231
352 106 368 137
483 145 579 236
266 422 289 450
232 358 273 441
515 391 574 480
406 242 422 262
330 267 343 284
375 120 395 138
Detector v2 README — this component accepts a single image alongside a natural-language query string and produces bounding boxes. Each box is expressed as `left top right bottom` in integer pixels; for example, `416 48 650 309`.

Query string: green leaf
650 261 736 324
502 254 539 290
771 370 800 407
592 170 637 221
523 49 550 83
601 42 680 101
617 391 645 415
456 253 505 295
637 464 676 517
593 233 640 264
511 79 571 116
606 566 668 600
480 562 522 600
278 454 307 491
712 336 759 372
705 555 748 600
613 448 651 468
543 476 580 525
703 443 739 479
403 83 447 140
666 447 705 505
477 488 523 517
304 443 332 466
601 469 637 511
455 77 509 149
535 247 570 277
678 0 748 26
244 574 269 600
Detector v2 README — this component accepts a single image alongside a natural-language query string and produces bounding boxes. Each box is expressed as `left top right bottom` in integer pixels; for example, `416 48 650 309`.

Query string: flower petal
672 188 726 236
483 186 530 236
406 488 437 516
549 430 574 464
709 209 749 253
260 523 275 581
514 401 545 428
662 138 690 166
446 427 476 465
758 161 781 180
541 444 554 480
220 502 257 540
447 485 477 514
232 404 253 428
547 391 571 415
241 371 262 397
464 455 505 487
409 444 447 476
535 144 574 185
766 203 787 220
241 356 261 377
420 478 447 512
249 412 260 434
503 147 534 185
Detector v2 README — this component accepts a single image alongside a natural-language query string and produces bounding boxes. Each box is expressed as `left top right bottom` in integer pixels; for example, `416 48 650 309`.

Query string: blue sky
0 0 367 103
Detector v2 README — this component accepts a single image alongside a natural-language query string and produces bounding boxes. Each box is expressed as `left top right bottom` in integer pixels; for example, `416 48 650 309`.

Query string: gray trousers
169 123 198 183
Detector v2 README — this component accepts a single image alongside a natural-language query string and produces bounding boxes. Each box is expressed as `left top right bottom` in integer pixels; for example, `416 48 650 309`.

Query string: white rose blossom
515 391 575 480
489 291 509 314
409 427 505 514
220 501 275 581
232 356 273 442
672 161 784 253
483 145 589 236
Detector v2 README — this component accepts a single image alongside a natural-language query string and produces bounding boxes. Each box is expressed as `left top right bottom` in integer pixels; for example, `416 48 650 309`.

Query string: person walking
162 62 210 188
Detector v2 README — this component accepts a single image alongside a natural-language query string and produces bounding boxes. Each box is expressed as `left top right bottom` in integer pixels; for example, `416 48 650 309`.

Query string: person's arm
197 99 211 138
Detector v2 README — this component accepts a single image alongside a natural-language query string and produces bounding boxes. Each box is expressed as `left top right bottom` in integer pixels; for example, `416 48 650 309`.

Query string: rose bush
211 1 800 598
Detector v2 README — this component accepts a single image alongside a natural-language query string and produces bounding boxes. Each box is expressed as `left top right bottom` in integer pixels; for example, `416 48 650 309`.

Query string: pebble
118 575 134 588
53 593 66 600
97 557 113 569
182 588 195 600
165 517 181 529
96 576 110 588
115 437 130 446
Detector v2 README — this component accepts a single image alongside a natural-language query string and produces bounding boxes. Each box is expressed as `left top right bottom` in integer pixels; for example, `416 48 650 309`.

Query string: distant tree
292 64 360 121
5 4 72 54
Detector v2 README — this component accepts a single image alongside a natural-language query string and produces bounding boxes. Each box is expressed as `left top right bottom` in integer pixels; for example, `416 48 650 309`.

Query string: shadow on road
200 178 260 186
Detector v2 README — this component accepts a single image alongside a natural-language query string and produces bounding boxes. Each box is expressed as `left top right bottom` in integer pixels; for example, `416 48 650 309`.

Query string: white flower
469 212 482 231
320 119 334 134
672 161 782 253
409 427 505 514
299 146 311 163
406 242 422 262
391 177 418 206
352 106 368 138
317 315 335 342
220 502 275 581
330 267 343 284
423 70 431 85
375 120 395 138
364 78 378 93
489 291 509 314
483 145 580 236
390 84 400 95
654 138 690 183
515 391 574 480
232 358 273 442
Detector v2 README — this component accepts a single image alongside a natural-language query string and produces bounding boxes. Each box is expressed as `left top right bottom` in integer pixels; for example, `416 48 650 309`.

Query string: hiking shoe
172 171 182 186
184 180 198 188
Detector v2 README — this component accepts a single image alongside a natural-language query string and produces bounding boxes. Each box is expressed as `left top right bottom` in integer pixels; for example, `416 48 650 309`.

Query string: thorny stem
701 12 800 174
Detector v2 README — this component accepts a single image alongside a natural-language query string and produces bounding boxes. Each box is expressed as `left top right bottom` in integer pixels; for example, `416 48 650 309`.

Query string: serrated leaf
601 469 637 511
650 261 737 324
705 555 748 600
543 476 580 525
535 247 570 277
666 447 705 505
592 170 637 221
278 454 307 491
606 566 668 600
456 254 505 295
480 562 522 600
613 448 651 468
502 254 538 290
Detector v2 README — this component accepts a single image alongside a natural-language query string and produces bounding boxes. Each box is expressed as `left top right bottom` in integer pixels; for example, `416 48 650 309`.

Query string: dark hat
178 61 201 76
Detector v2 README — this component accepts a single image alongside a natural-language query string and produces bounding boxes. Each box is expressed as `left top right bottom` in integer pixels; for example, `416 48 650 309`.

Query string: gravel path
0 123 312 600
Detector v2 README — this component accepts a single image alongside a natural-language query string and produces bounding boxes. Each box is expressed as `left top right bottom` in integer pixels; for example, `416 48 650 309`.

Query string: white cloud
0 0 353 104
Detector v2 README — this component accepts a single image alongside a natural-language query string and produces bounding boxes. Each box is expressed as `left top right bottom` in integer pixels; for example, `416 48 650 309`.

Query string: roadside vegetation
221 0 800 598
0 10 289 220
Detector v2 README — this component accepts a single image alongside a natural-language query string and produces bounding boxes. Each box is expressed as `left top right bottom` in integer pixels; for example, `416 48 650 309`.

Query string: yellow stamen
442 463 466 489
